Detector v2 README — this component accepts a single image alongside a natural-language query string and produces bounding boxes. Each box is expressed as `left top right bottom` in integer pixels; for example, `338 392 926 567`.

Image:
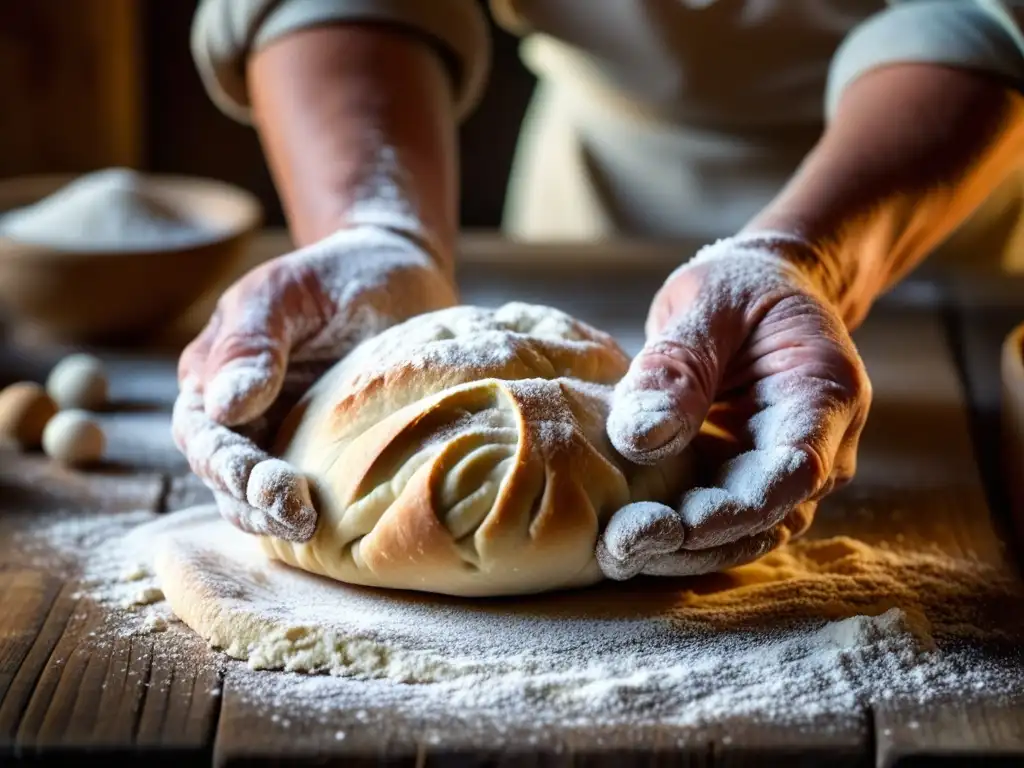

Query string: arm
747 62 1024 329
174 19 477 540
249 23 458 265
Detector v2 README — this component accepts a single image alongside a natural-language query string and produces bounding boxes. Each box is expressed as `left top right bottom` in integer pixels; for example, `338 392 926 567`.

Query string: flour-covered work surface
1 306 1023 766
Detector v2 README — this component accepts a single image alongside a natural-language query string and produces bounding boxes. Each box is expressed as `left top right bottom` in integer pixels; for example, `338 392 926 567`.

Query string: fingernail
608 384 690 465
204 353 277 425
247 459 318 542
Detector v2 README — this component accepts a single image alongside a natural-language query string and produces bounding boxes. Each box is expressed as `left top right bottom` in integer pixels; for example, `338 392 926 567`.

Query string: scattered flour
121 585 165 609
118 562 150 582
11 498 1024 738
0 168 216 250
143 614 169 633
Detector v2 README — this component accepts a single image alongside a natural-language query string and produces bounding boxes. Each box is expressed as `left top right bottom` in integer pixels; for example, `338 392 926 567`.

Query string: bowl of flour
0 169 262 344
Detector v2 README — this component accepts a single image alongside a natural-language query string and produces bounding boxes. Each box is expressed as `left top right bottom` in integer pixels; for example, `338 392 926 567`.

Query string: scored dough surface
266 302 692 597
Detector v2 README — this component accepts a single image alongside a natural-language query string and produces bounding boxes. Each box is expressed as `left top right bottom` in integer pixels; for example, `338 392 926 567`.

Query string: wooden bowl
0 173 262 344
1000 321 1024 543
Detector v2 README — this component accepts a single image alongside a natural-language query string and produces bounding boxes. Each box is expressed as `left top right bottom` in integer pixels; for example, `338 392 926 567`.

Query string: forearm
747 63 1024 328
248 23 458 267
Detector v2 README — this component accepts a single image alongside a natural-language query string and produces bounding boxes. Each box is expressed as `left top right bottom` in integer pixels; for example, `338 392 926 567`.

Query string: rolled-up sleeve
826 0 1024 119
191 0 491 124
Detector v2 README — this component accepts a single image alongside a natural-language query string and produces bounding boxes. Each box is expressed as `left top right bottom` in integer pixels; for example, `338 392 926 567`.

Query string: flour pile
13 503 1023 733
0 168 215 250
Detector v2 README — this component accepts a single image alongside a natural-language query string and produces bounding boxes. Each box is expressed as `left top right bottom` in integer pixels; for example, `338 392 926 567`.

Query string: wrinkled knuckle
795 443 831 490
783 503 817 539
640 339 716 395
823 351 867 403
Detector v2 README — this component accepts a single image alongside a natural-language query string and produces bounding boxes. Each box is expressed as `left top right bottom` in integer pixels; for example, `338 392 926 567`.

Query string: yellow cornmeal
663 536 1019 640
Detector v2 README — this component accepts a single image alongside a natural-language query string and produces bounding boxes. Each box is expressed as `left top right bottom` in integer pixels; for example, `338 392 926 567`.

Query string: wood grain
875 699 1024 767
0 568 63 728
0 0 143 176
1 586 220 758
852 310 1024 766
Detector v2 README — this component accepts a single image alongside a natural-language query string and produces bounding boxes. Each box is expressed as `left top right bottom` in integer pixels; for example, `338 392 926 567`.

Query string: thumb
608 289 740 466
201 278 295 427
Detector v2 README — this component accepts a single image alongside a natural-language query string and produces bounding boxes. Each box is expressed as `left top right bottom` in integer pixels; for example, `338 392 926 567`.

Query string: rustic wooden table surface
1 235 1024 767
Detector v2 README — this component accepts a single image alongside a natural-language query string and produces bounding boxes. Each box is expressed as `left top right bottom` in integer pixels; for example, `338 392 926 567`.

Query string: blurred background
0 0 533 228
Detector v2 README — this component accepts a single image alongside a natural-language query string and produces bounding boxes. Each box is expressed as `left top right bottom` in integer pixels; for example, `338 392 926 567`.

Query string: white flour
0 168 215 250
10 503 1024 734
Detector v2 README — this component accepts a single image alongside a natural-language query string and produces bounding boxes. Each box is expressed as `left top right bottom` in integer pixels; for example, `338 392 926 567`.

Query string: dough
266 303 693 597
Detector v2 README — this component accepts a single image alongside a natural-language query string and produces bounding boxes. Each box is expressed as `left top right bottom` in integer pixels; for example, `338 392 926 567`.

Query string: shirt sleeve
191 0 491 124
826 0 1024 119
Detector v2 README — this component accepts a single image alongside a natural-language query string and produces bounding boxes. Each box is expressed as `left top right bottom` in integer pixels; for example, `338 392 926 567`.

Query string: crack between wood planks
155 473 172 515
4 587 86 750
200 667 224 765
867 703 883 768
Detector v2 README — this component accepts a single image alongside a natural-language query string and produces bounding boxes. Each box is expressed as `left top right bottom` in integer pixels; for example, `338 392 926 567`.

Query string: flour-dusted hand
172 224 457 541
600 232 872 578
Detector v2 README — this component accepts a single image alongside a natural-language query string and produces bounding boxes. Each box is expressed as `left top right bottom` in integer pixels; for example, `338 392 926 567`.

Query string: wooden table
1 236 1024 766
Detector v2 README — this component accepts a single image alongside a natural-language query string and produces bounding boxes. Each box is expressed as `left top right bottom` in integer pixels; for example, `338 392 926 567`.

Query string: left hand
597 232 872 579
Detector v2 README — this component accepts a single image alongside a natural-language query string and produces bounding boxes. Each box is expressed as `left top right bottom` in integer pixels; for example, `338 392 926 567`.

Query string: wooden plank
0 569 63 711
847 309 1024 766
215 675 714 768
164 472 213 514
876 700 1024 766
0 349 220 760
0 451 163 516
0 581 80 747
0 0 143 176
1 585 221 757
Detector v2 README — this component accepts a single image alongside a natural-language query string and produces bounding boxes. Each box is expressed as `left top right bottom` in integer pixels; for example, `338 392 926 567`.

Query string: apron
495 0 1024 271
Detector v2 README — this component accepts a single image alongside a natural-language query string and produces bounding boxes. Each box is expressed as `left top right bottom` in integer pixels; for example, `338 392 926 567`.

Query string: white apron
496 0 1024 271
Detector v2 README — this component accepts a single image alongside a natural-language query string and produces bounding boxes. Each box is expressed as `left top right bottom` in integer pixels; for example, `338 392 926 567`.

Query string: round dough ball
267 303 694 597
0 382 58 450
42 410 105 466
46 353 109 410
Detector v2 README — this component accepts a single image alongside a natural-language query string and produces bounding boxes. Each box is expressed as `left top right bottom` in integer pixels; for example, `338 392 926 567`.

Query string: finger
639 524 788 577
596 502 686 581
212 491 307 540
679 445 819 549
781 501 817 540
202 291 290 426
829 392 871 491
173 378 317 542
681 373 857 549
608 316 735 466
202 263 324 426
178 311 221 384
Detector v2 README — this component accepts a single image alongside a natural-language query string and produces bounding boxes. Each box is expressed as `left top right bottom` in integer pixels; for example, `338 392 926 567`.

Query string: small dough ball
42 410 105 466
0 382 58 450
46 353 109 410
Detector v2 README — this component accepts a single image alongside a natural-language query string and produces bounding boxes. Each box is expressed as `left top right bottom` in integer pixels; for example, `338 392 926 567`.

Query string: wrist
318 220 455 283
729 227 870 328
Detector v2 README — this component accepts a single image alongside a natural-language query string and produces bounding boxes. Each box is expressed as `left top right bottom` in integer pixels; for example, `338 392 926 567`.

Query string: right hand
172 224 457 541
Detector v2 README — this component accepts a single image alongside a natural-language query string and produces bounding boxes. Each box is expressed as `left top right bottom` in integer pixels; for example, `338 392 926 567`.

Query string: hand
598 232 872 579
172 224 457 541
